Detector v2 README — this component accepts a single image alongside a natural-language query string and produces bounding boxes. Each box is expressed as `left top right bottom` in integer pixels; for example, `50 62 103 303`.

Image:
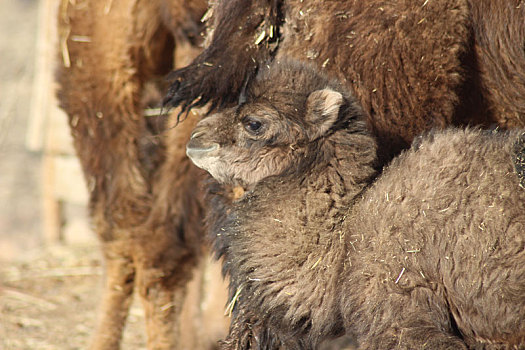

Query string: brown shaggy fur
187 60 525 349
56 0 229 349
166 0 525 162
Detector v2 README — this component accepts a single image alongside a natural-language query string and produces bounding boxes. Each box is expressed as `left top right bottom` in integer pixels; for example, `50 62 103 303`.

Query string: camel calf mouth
186 127 221 173
186 142 219 165
186 142 219 157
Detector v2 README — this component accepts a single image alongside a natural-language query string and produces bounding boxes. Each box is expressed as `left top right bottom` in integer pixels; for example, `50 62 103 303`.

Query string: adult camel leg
57 0 190 348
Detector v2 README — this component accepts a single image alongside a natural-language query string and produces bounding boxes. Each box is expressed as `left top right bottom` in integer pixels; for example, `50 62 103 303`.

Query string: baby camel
187 60 525 349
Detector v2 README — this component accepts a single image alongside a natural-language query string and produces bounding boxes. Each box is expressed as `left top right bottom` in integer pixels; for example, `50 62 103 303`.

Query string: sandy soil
0 244 147 349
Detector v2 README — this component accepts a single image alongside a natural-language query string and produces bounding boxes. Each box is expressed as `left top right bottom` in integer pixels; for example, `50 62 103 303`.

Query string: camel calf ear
305 89 343 140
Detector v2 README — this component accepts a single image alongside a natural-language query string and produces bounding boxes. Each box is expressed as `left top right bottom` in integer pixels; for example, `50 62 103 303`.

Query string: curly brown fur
56 0 229 349
469 0 525 127
166 0 525 162
187 60 525 349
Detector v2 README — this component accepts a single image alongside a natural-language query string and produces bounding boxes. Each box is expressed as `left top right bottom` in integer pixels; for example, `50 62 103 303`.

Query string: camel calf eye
243 118 263 134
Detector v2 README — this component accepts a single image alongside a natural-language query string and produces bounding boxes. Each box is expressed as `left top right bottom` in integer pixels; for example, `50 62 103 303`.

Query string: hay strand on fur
201 7 213 22
104 0 114 14
144 108 170 117
311 257 322 269
225 284 244 317
60 26 71 68
395 267 406 284
70 35 91 43
255 30 266 45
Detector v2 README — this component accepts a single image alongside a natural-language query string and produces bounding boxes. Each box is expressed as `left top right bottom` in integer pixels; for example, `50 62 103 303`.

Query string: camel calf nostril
190 130 205 139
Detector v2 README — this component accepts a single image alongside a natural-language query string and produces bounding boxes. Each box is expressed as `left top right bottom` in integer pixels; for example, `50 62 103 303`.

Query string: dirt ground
0 245 147 349
0 0 146 348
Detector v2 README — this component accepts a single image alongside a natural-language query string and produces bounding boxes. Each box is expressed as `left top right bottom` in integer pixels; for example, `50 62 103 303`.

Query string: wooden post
28 0 89 244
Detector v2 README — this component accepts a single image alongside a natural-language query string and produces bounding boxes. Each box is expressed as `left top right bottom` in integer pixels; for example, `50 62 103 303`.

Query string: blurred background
0 0 146 348
1 0 44 260
1 0 94 262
